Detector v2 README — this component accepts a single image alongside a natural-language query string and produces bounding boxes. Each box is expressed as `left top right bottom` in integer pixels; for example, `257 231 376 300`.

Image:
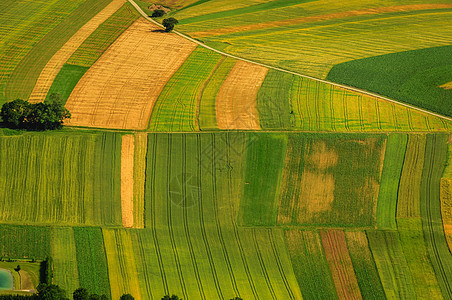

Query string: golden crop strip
65 19 197 129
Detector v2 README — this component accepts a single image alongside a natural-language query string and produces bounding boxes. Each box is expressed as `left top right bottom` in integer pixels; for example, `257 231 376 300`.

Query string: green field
1 0 114 104
0 225 51 259
0 131 121 226
327 45 452 117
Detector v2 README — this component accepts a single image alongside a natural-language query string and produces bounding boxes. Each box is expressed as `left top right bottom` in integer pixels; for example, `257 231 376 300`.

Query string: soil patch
216 60 267 129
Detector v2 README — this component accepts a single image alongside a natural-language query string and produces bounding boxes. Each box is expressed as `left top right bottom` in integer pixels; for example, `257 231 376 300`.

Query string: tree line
0 98 70 130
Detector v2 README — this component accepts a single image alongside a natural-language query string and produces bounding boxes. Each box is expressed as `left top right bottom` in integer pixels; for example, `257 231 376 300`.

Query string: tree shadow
152 29 166 33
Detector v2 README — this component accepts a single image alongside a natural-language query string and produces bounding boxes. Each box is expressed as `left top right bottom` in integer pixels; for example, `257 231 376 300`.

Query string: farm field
0 0 452 299
0 131 122 226
1 0 115 105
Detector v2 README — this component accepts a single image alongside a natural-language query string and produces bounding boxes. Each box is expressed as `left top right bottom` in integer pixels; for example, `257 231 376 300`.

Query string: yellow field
216 61 267 130
65 18 197 129
121 134 134 228
28 0 126 103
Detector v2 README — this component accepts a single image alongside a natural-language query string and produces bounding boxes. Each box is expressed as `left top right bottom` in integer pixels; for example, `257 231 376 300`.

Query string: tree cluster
0 99 70 130
151 9 166 17
162 18 178 32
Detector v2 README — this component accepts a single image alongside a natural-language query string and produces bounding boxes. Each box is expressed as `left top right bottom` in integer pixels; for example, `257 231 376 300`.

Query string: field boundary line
127 0 452 123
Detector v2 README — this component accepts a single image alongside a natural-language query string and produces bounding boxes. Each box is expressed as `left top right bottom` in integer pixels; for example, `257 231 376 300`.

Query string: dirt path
216 61 267 129
28 0 126 103
127 0 452 123
65 19 196 129
121 134 135 228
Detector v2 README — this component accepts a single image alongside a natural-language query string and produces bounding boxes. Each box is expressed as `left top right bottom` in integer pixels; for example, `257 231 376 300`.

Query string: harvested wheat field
121 134 134 228
216 60 267 130
65 18 196 129
28 0 126 103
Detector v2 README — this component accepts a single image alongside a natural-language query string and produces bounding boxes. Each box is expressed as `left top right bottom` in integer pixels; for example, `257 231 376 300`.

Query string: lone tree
151 9 165 17
0 98 70 130
162 296 180 300
162 17 178 32
119 294 134 300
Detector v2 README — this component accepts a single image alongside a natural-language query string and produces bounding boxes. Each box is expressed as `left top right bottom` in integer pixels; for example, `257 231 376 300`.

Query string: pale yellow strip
28 0 126 103
121 134 134 228
216 60 267 130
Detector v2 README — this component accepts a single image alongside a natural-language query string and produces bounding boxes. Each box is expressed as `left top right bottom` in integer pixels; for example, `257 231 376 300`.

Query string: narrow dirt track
216 61 267 130
65 19 197 129
28 0 126 103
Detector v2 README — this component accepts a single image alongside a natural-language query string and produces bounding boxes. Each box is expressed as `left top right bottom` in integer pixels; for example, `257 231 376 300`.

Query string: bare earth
121 135 135 228
65 19 196 129
216 60 267 130
28 0 126 103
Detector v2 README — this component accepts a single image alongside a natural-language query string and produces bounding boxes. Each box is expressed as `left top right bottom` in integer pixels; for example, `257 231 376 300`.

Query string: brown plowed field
216 60 267 130
28 0 126 103
192 4 452 38
320 230 362 300
65 19 196 129
121 134 134 228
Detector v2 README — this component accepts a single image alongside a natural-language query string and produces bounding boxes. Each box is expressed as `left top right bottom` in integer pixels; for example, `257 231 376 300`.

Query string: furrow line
149 135 168 294
197 134 223 299
212 134 240 296
268 230 294 299
182 135 206 299
253 230 277 300
166 134 188 299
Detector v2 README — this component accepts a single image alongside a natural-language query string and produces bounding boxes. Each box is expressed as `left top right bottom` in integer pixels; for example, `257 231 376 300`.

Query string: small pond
0 268 13 290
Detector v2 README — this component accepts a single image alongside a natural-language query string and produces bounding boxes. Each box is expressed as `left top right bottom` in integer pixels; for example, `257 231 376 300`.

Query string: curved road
127 0 452 123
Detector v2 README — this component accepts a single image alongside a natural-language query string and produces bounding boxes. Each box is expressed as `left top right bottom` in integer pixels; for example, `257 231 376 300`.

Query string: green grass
344 231 385 300
397 218 443 299
73 227 111 298
257 70 294 130
44 64 89 104
277 133 385 227
51 228 79 294
149 47 224 131
0 131 121 226
420 134 452 298
198 57 236 130
67 3 140 68
142 132 302 299
0 225 51 259
366 230 416 299
2 0 113 104
284 230 337 299
327 45 452 117
376 134 407 229
239 133 287 226
0 261 40 291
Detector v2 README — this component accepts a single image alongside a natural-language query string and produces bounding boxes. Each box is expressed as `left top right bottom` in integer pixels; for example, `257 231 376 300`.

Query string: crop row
0 132 122 226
